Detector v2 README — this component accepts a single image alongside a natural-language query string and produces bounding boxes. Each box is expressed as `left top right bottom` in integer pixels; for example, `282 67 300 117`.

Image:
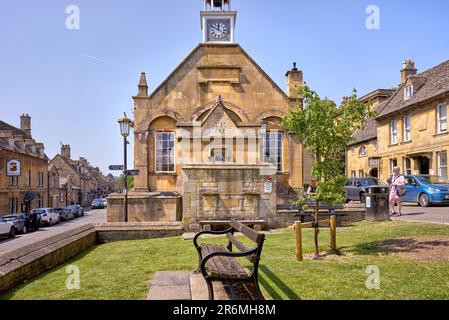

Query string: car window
416 175 449 185
405 177 416 185
345 180 353 186
33 209 45 214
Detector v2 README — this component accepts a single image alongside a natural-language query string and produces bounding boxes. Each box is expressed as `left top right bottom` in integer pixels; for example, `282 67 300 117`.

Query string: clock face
207 19 231 42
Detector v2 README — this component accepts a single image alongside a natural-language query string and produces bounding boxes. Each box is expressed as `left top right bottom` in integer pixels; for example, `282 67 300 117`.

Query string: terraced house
0 115 48 215
348 59 449 181
49 144 109 207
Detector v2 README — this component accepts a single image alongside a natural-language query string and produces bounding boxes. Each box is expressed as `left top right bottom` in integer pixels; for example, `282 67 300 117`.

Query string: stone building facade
108 1 313 229
347 59 449 182
0 115 48 215
49 145 109 207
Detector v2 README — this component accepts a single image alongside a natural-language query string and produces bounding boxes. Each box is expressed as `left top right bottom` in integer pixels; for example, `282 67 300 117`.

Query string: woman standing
389 167 405 216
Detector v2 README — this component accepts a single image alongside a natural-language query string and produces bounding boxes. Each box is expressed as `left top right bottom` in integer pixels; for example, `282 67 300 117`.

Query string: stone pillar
289 133 303 190
133 131 150 192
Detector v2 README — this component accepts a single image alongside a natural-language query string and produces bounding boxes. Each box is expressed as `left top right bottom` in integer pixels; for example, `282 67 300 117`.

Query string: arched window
359 146 367 156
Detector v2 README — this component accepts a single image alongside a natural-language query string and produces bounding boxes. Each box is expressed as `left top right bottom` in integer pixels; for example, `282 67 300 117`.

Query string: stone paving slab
147 271 191 300
190 272 230 300
146 271 230 300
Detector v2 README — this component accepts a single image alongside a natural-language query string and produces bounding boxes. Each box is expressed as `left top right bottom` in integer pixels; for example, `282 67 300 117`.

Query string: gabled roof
377 59 449 119
146 44 290 102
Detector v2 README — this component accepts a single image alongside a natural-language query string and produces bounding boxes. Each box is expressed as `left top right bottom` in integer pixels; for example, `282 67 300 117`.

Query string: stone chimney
401 60 417 84
286 63 303 98
20 114 31 138
61 144 71 159
36 143 44 157
137 72 148 97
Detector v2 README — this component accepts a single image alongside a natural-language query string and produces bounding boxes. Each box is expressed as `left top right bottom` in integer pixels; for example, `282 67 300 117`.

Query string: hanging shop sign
6 159 21 176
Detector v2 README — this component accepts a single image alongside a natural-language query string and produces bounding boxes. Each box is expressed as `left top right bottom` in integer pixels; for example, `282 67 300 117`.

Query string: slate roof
377 59 449 119
348 102 386 146
0 120 26 136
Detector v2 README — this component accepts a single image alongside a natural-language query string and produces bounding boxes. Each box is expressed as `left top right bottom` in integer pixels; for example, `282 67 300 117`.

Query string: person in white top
389 167 406 216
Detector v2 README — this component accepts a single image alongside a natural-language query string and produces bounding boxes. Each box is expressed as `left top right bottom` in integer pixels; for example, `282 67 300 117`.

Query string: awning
406 151 433 158
24 191 38 201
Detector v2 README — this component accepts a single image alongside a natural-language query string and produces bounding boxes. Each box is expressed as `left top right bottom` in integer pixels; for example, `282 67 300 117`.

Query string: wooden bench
193 219 265 300
199 219 265 232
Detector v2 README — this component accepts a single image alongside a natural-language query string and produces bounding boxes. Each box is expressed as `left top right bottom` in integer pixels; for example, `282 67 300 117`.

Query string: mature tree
118 174 134 192
282 85 374 259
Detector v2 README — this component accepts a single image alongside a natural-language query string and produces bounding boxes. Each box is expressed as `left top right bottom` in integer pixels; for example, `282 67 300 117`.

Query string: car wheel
419 193 430 207
22 225 27 234
9 227 16 238
360 193 366 204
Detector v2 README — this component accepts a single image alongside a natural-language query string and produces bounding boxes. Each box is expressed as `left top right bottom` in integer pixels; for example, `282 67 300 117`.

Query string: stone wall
181 164 277 231
107 192 182 223
0 224 96 294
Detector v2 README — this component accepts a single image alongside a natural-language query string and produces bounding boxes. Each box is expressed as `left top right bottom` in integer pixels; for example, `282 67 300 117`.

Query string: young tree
282 85 374 259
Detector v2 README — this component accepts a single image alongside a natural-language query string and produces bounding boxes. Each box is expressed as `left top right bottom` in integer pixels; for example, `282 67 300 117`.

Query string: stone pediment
201 101 244 138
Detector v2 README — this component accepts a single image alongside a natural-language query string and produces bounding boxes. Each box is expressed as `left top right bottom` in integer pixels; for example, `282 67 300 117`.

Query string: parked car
32 208 60 226
402 175 449 207
64 205 84 218
59 207 75 221
0 216 16 239
2 214 31 234
91 198 105 209
344 177 387 203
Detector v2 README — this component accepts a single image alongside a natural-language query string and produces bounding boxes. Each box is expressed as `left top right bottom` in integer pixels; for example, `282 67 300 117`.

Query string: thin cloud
81 53 134 72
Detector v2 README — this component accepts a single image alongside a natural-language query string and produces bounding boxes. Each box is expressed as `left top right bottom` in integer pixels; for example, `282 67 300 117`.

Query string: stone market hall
108 0 313 230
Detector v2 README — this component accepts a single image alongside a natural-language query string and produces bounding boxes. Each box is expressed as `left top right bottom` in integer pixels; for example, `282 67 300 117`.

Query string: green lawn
2 221 449 300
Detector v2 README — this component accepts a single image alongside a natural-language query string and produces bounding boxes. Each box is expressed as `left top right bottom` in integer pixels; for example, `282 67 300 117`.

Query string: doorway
418 156 430 175
369 168 379 178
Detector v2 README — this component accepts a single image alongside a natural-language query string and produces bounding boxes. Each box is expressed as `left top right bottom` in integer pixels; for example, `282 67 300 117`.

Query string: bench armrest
193 228 234 249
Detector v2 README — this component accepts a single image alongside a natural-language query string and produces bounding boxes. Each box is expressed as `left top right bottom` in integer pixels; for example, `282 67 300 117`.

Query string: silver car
344 178 386 203
0 216 16 239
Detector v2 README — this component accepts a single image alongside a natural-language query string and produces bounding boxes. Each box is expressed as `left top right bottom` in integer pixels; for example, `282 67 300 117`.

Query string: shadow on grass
346 237 449 256
258 265 301 300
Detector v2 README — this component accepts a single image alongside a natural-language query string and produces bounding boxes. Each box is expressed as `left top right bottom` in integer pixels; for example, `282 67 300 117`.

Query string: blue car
402 175 449 207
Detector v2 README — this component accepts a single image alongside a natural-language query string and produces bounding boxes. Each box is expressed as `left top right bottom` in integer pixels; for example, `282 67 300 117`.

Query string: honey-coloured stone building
108 0 313 230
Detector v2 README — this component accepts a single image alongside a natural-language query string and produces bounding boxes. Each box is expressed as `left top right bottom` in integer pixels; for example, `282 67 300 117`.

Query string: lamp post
118 112 133 222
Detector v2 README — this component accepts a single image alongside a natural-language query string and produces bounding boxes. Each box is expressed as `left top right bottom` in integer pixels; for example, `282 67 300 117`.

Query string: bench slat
226 233 258 263
230 219 264 244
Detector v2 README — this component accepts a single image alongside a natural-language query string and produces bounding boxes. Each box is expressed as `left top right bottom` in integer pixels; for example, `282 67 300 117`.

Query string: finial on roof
293 62 298 71
138 72 148 97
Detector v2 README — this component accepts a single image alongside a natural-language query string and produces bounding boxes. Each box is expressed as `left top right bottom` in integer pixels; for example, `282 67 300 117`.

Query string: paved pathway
146 271 229 300
0 208 106 253
393 205 449 225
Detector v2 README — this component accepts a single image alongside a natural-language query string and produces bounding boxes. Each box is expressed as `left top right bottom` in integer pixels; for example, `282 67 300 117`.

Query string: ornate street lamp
118 112 133 222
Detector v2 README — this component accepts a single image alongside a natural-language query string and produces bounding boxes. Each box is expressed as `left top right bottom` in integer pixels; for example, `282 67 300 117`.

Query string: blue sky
1 0 448 175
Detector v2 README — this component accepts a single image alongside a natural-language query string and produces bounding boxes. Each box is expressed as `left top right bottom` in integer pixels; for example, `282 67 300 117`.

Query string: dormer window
404 85 413 100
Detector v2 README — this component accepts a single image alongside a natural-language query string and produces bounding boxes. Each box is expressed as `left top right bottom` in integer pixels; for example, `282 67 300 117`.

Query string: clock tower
201 0 237 44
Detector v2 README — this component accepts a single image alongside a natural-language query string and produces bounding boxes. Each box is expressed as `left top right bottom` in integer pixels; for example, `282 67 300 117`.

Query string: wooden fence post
295 221 303 261
330 215 337 250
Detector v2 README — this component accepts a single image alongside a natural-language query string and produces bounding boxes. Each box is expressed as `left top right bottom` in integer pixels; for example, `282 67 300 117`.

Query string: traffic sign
126 170 140 176
109 165 124 171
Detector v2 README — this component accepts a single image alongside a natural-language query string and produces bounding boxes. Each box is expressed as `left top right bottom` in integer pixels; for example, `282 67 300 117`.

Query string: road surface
0 208 106 253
